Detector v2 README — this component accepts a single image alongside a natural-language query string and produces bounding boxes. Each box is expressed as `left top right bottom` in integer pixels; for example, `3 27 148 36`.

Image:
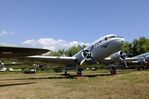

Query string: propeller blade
91 57 98 64
123 58 128 68
80 58 86 65
120 51 128 68
89 45 94 51
78 45 84 50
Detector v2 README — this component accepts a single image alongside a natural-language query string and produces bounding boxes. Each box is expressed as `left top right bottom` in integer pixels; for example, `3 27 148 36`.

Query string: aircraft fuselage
74 34 125 64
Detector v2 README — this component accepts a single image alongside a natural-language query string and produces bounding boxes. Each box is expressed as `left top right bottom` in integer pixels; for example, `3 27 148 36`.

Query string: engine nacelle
146 57 149 64
110 51 127 62
139 57 149 65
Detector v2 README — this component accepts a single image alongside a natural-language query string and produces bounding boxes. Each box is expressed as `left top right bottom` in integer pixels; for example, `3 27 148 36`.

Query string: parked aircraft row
0 34 148 76
103 51 149 74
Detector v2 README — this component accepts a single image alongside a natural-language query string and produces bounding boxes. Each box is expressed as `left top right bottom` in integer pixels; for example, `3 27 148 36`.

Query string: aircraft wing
125 57 141 62
20 56 77 66
0 46 49 58
102 57 142 65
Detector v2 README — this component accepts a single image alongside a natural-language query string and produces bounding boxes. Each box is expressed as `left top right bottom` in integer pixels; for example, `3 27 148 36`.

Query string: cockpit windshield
104 35 116 40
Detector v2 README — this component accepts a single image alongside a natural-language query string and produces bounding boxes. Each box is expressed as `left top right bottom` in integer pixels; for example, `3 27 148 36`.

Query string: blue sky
0 0 148 49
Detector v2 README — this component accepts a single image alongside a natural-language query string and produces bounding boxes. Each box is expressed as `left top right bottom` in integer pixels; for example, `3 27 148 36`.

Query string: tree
121 42 132 56
121 37 149 56
132 37 149 56
48 45 87 57
49 49 65 56
65 46 81 56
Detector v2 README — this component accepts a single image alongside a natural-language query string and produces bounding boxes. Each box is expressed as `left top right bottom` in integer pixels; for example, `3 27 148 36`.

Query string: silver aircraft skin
104 51 149 67
102 51 149 75
126 52 149 65
25 34 125 66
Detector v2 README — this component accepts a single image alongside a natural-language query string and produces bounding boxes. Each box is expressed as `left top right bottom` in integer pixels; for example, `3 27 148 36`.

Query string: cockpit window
104 36 115 41
107 36 116 39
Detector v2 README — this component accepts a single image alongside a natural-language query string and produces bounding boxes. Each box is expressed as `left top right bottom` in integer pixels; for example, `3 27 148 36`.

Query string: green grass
0 70 149 99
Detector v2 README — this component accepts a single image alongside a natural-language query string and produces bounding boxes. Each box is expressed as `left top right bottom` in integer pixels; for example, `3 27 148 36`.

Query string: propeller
78 45 97 65
123 57 128 68
120 51 128 68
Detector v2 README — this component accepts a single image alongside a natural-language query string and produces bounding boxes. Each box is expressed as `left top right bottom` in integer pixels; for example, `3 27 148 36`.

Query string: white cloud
0 30 16 36
22 39 37 46
22 38 89 51
0 43 16 46
0 30 7 36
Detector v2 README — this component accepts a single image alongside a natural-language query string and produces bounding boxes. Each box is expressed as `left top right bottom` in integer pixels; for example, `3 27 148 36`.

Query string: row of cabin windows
94 36 116 47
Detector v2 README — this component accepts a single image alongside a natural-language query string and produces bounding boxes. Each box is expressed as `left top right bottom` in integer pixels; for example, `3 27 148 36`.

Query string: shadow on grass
1 73 112 81
0 82 36 87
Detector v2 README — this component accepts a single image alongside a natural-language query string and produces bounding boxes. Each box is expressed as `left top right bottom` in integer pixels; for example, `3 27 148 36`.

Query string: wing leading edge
21 56 77 66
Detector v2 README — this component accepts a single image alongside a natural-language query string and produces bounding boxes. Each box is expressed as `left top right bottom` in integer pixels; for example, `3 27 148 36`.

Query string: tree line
48 46 83 56
49 37 149 57
121 37 149 56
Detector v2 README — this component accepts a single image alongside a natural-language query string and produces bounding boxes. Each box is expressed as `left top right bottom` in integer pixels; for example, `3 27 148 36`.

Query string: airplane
104 51 149 72
0 34 125 76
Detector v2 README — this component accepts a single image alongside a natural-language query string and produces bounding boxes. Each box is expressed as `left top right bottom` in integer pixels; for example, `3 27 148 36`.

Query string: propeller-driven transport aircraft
104 51 149 72
0 34 125 76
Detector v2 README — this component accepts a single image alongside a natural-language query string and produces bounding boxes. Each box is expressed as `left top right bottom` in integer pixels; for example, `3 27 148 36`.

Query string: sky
0 0 148 50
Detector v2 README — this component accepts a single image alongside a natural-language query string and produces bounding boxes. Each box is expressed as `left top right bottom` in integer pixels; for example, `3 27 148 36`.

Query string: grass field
0 70 149 99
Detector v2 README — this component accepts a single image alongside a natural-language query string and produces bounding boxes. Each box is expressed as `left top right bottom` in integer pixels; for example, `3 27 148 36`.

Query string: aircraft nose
120 38 125 44
117 37 125 45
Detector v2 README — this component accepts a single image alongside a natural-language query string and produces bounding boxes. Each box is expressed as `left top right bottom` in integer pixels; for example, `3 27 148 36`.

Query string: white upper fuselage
73 34 125 63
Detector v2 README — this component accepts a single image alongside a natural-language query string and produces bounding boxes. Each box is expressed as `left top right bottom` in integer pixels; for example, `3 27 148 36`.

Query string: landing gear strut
64 69 68 75
109 65 117 75
76 67 83 77
137 65 144 71
63 66 84 77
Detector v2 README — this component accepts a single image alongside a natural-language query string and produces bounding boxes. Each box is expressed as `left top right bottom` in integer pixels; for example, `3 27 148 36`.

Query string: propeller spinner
120 51 128 68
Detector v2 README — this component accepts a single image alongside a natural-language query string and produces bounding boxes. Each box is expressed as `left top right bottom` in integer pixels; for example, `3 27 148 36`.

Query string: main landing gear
64 69 68 75
63 66 84 77
109 64 117 75
76 67 83 77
